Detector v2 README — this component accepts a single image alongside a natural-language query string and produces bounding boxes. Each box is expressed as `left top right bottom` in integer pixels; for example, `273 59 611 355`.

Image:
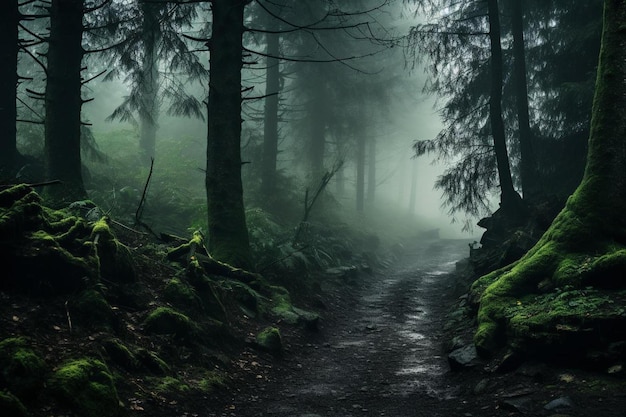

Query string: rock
0 337 47 400
0 391 28 417
544 396 574 411
142 306 198 340
501 396 532 413
495 350 525 373
473 378 489 395
48 358 121 417
448 344 478 371
256 327 282 354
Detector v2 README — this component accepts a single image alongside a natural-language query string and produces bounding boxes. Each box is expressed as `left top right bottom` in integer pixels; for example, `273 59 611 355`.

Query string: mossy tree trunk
0 0 19 180
473 0 626 354
487 0 523 215
44 0 87 203
206 0 252 268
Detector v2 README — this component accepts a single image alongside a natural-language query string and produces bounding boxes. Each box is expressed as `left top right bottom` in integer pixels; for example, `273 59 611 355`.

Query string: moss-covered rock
48 358 121 417
143 307 198 340
70 289 116 330
0 185 99 294
100 338 138 371
0 337 47 400
255 326 282 354
0 390 28 417
163 278 200 310
266 287 319 330
135 349 170 375
149 376 190 394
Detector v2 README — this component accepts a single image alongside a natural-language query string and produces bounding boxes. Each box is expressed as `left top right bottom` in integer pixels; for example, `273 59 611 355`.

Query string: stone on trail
448 344 478 371
544 396 574 411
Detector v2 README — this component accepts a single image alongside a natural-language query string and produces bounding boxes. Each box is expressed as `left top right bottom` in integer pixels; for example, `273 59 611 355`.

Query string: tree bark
367 135 376 203
206 0 252 268
44 0 87 203
356 129 365 212
308 84 327 178
0 0 19 180
139 0 160 162
487 0 522 214
511 0 539 200
472 0 626 355
261 11 280 197
409 158 417 216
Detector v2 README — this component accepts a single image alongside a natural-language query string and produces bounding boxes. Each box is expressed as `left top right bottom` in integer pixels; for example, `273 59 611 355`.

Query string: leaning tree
471 0 626 355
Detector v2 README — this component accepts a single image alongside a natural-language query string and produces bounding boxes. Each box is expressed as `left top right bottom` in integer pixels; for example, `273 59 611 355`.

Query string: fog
19 0 486 241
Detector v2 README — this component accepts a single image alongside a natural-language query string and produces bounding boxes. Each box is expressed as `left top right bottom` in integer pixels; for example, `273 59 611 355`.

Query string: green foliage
86 130 207 235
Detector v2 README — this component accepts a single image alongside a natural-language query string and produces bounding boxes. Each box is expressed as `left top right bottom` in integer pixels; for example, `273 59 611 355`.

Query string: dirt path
213 238 473 417
204 238 626 417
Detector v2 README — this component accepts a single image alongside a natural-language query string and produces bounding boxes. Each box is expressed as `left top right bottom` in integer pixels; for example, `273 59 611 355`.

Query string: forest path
214 238 473 417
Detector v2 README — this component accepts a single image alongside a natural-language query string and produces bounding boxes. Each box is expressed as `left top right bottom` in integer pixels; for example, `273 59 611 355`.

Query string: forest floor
199 238 626 417
3 223 626 417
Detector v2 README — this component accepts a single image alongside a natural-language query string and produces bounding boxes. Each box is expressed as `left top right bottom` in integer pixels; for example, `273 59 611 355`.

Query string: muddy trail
214 238 474 417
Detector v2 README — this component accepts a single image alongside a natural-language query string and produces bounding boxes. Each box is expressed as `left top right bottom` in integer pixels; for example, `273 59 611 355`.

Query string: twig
64 300 73 333
135 158 154 226
293 161 343 243
259 245 310 273
0 180 62 189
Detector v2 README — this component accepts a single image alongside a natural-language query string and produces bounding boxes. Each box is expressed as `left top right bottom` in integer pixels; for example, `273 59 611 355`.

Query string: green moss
143 307 197 339
71 289 115 329
196 371 228 392
0 337 47 401
49 358 121 417
100 339 138 371
149 376 190 394
16 229 94 293
0 390 28 417
256 326 282 353
135 349 170 375
163 278 199 309
91 217 136 283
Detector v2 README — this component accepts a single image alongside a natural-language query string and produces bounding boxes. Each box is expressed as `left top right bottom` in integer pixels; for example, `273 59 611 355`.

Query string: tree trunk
487 0 522 214
206 0 252 268
355 128 365 212
409 158 417 216
44 0 87 203
139 0 160 162
261 12 280 197
367 135 376 203
308 85 326 178
511 0 539 200
472 0 626 355
0 0 18 180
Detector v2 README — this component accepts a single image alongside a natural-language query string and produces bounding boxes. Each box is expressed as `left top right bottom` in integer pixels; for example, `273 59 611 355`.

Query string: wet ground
214 238 474 417
207 238 626 417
